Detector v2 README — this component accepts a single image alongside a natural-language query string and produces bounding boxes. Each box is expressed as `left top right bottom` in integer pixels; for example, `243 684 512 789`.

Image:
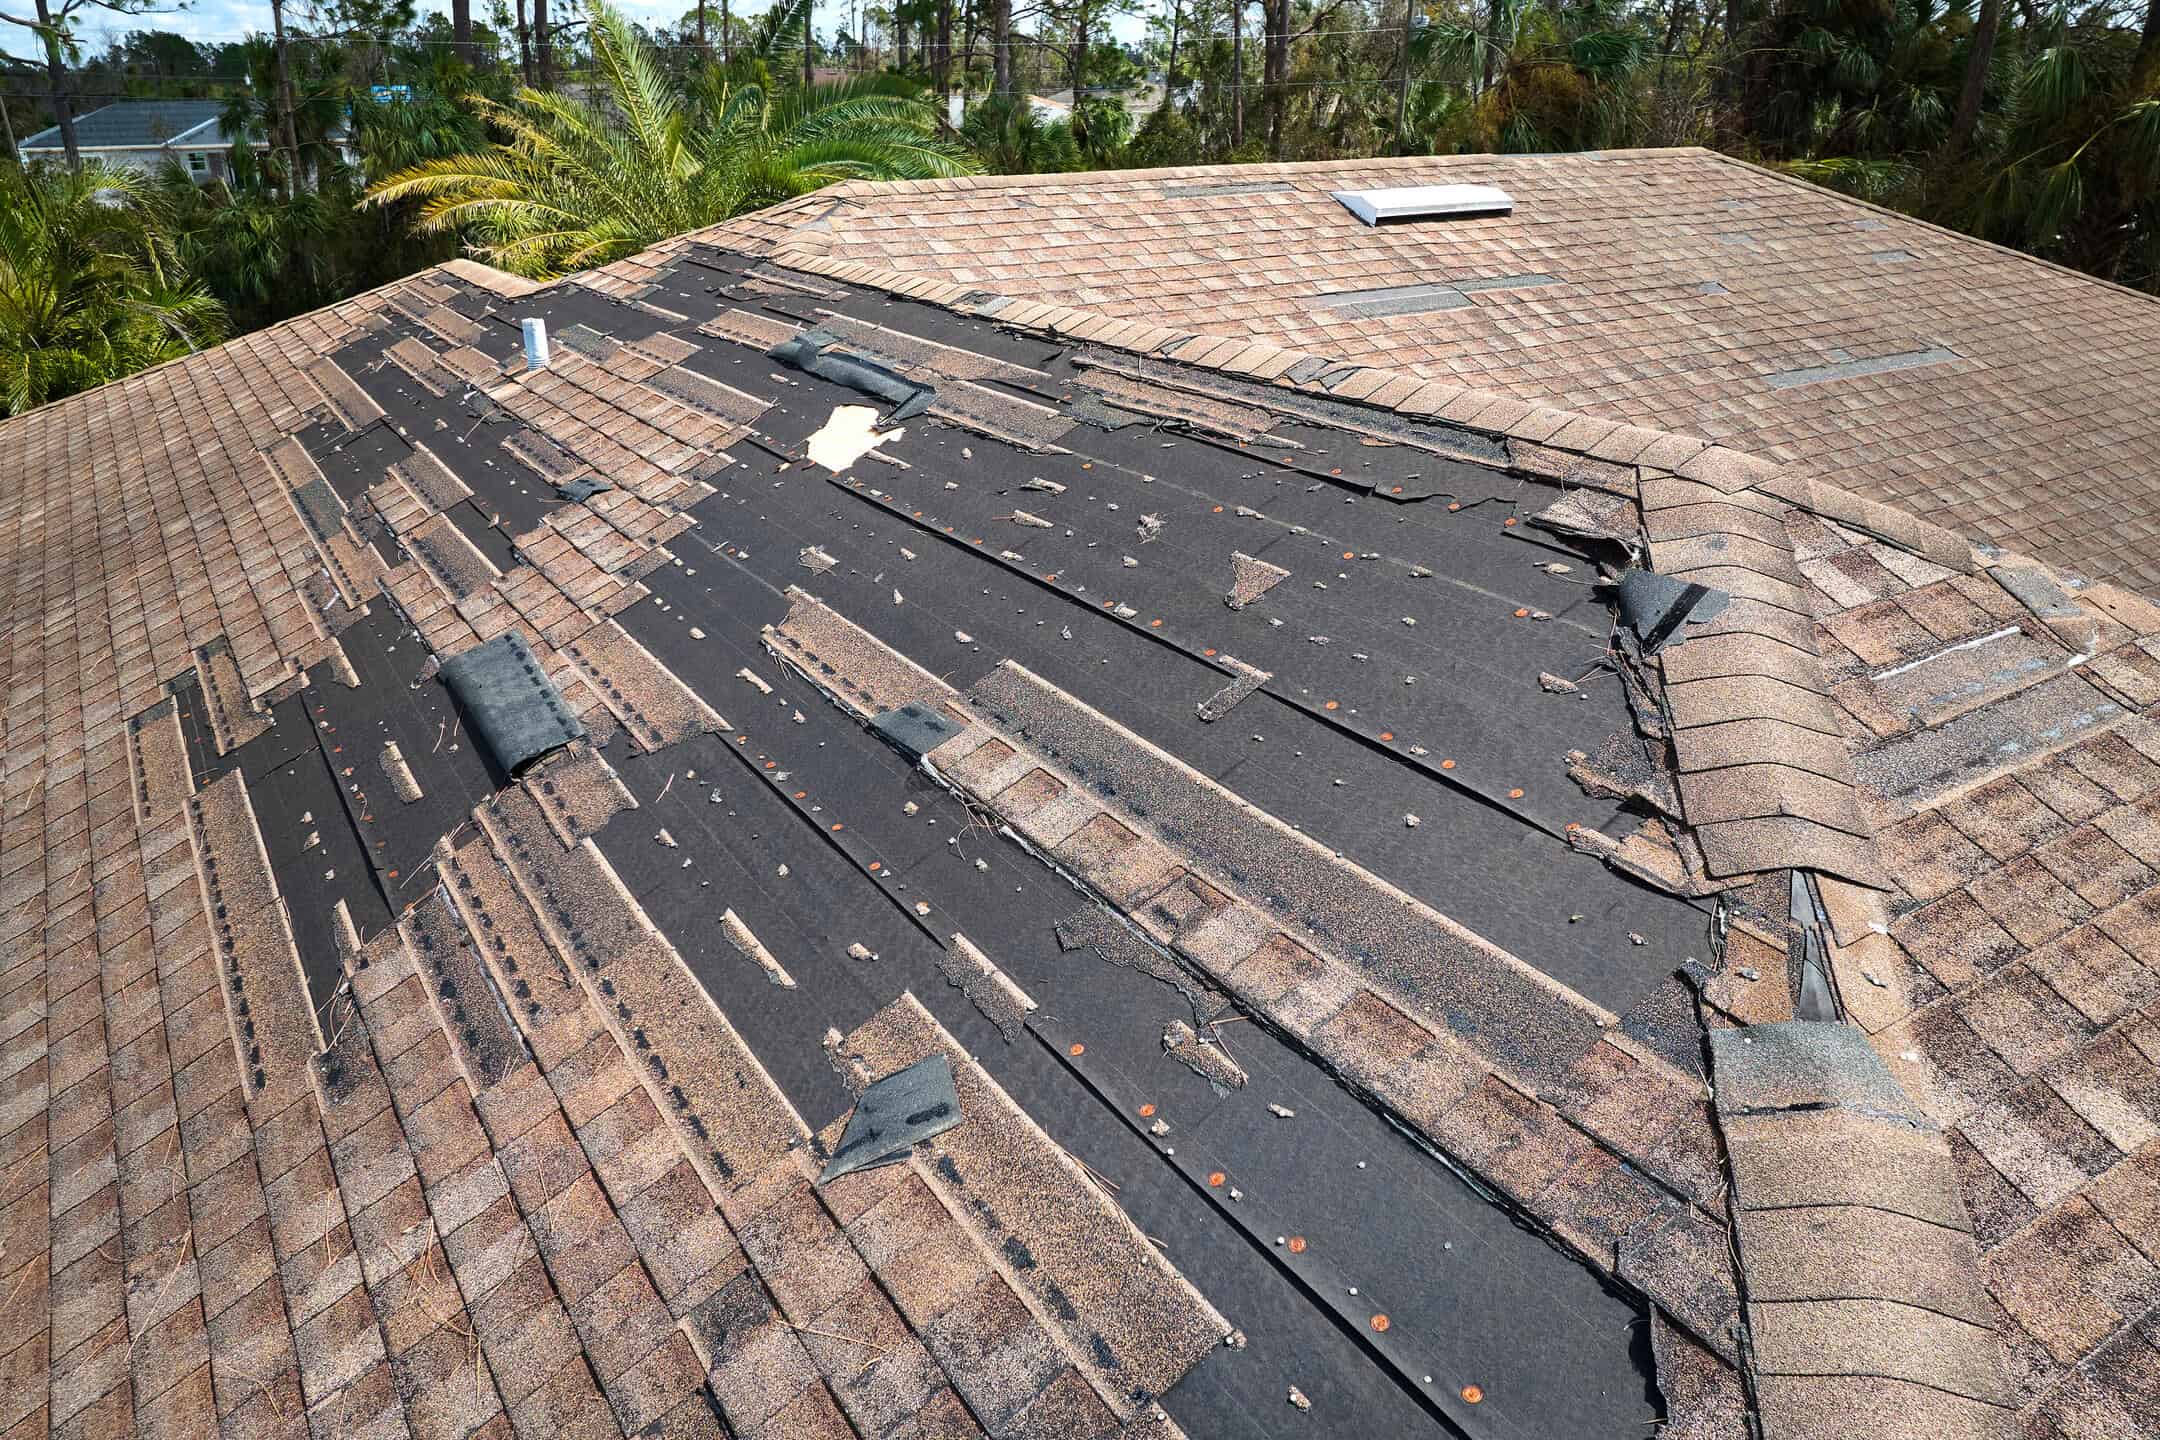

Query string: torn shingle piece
190 636 273 754
1224 552 1290 611
815 311 1050 386
127 698 193 824
765 586 961 719
560 620 727 753
189 767 321 1118
437 834 599 1071
933 933 1036 1042
525 740 637 848
1195 657 1270 723
642 364 773 426
1161 1019 1247 1089
378 741 423 804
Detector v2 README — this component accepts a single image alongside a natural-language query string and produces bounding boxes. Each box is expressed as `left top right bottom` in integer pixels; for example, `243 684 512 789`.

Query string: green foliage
0 161 225 416
962 94 1086 172
364 1 974 278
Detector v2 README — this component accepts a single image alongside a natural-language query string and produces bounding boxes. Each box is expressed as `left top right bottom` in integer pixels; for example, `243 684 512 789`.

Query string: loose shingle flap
869 700 964 760
1616 568 1730 653
439 630 585 775
769 327 936 421
818 1053 963 1183
559 474 615 502
1709 1019 1916 1120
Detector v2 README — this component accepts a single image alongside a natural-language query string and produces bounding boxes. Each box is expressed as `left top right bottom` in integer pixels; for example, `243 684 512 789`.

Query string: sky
4 0 1154 64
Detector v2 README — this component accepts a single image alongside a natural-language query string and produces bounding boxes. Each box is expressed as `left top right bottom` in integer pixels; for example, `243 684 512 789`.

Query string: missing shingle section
554 323 619 360
1311 273 1561 319
1162 179 1296 197
1763 346 1960 389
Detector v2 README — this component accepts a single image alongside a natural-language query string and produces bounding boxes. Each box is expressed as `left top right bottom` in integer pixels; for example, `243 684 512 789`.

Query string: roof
19 100 230 153
0 196 2156 1440
702 149 2160 602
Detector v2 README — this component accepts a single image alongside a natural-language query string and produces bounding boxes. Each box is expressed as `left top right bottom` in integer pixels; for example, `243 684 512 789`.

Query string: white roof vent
1331 184 1514 226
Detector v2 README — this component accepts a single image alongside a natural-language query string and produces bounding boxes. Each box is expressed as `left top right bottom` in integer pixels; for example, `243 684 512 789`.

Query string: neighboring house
2 157 2159 1440
16 99 237 182
17 97 359 182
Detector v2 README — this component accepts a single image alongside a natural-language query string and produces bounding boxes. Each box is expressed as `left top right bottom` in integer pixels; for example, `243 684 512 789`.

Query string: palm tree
364 0 975 280
1421 0 1652 152
0 162 226 416
150 146 344 331
1964 24 2160 286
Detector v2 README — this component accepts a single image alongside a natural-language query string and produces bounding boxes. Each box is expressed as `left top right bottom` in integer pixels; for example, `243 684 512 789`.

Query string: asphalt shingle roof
18 100 229 152
703 149 2160 600
2 175 2158 1440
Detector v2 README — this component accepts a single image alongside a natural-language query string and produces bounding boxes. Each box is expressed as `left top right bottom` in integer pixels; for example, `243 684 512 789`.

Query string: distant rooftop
19 99 229 152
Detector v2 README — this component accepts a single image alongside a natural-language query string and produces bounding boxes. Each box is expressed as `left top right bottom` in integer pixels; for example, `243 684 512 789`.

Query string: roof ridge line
1703 148 2160 315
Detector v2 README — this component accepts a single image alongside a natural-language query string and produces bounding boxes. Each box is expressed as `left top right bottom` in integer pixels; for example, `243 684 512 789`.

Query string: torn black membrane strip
439 629 584 775
869 700 965 760
818 1052 963 1182
768 327 936 421
1617 568 1730 653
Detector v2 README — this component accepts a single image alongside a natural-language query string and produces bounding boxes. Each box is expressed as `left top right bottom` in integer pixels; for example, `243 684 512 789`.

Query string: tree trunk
453 0 474 63
1658 0 1687 80
515 0 533 83
935 0 951 98
271 0 302 192
1948 0 2001 151
2134 0 2160 91
1231 0 1243 146
1165 0 1181 108
992 0 1012 96
1070 5 1087 144
1395 0 1413 150
535 0 554 86
1482 0 1501 93
1263 0 1288 157
33 0 79 170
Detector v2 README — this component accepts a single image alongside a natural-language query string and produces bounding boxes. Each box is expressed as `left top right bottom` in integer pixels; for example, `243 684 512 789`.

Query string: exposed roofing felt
18 99 230 152
694 149 2160 600
0 205 2155 1440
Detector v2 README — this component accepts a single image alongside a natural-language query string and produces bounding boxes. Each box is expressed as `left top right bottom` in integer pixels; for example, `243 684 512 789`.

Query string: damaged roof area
1 201 2156 1440
699 149 2160 602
